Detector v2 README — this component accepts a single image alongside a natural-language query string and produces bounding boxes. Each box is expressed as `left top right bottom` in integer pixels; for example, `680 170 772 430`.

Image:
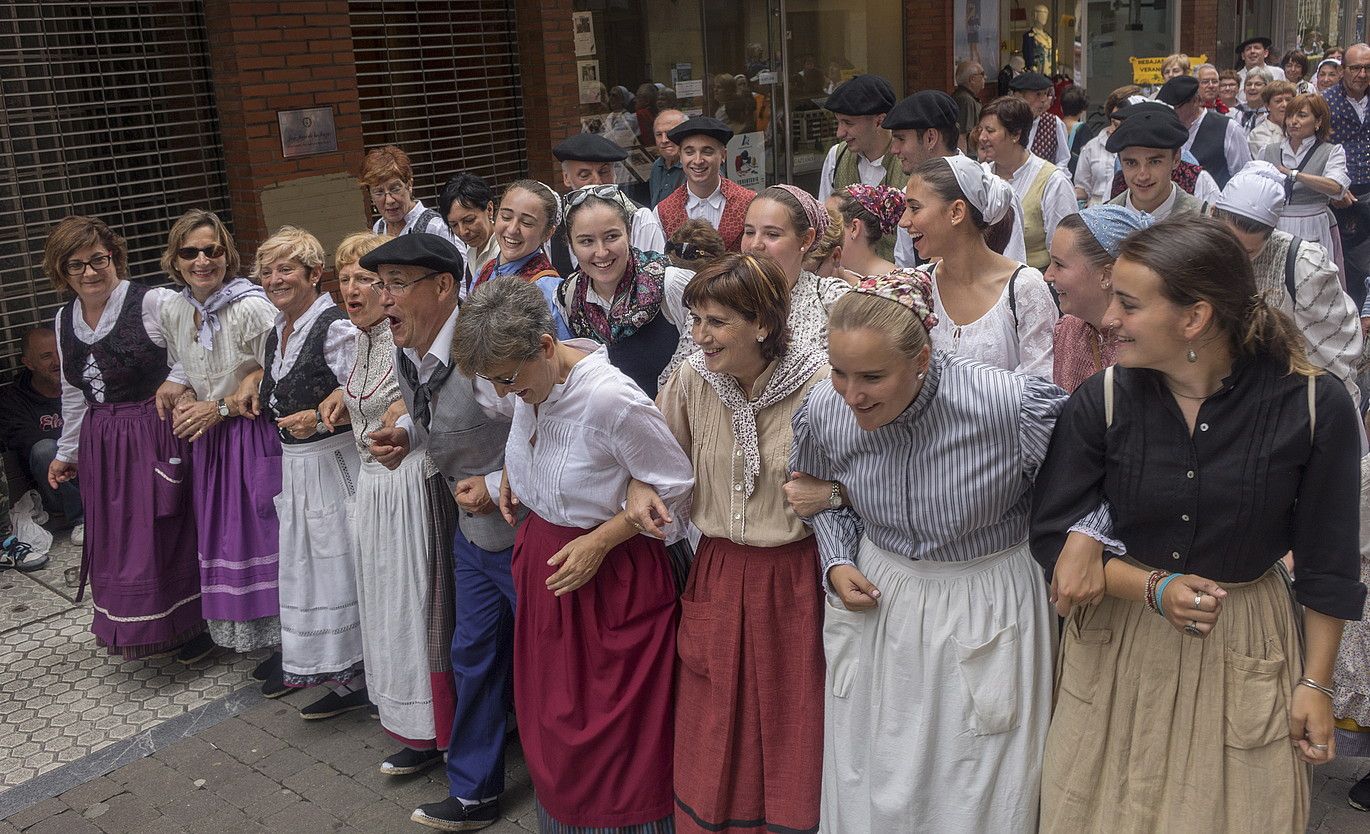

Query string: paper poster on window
953 0 998 68
573 12 595 56
725 132 765 192
578 60 604 105
676 79 705 99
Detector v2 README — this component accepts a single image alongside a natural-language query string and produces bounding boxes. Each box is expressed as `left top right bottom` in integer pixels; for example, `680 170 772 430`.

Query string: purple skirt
191 415 283 623
78 398 202 656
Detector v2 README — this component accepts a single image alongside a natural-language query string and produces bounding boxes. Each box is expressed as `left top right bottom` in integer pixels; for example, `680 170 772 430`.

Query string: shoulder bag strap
1104 365 1115 429
1284 236 1303 303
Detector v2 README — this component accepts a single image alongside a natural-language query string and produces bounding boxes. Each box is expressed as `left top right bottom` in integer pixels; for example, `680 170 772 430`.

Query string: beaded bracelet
1154 573 1184 618
1144 570 1168 615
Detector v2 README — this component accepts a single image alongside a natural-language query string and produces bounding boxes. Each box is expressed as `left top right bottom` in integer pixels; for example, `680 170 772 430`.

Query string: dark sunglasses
665 239 704 260
176 244 227 261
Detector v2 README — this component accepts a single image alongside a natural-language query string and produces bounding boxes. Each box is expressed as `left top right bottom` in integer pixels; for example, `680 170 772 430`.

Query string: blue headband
1077 205 1155 259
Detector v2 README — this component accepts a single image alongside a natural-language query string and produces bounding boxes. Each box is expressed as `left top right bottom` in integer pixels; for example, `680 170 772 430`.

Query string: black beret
553 132 629 163
1158 75 1200 106
1009 71 1053 92
666 116 733 147
1105 102 1190 152
884 90 959 131
1237 36 1273 53
822 74 897 115
359 232 465 278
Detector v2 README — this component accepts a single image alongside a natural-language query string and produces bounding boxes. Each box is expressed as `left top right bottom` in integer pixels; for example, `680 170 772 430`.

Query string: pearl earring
1186 343 1198 363
756 334 765 342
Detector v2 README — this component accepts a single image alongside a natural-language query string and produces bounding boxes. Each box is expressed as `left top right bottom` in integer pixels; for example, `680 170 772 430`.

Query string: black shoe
379 746 444 776
1350 772 1370 811
261 672 289 699
251 650 281 681
175 633 215 665
299 688 370 720
411 797 499 831
368 704 380 719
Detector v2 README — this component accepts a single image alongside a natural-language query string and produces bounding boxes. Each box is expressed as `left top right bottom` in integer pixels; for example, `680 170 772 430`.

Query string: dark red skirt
674 535 824 834
513 513 678 828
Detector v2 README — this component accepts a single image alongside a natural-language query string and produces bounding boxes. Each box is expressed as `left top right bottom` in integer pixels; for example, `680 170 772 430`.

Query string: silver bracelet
1298 677 1335 699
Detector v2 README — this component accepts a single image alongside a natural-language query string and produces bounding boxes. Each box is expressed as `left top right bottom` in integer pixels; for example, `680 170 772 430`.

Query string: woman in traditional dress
322 232 453 772
44 216 207 661
1247 80 1295 157
1261 92 1350 278
472 179 569 334
438 172 500 293
1031 217 1364 831
831 184 904 281
1044 206 1153 392
452 277 692 834
158 209 284 692
555 184 691 398
903 154 1058 378
741 185 852 350
239 226 365 718
788 269 1061 831
652 252 828 833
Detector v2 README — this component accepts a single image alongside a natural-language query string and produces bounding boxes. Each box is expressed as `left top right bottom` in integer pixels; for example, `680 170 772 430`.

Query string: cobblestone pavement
1 529 1367 832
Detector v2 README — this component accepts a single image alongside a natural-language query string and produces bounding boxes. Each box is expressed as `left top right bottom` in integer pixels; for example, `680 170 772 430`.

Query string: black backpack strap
410 208 443 234
1285 236 1303 303
1007 265 1026 331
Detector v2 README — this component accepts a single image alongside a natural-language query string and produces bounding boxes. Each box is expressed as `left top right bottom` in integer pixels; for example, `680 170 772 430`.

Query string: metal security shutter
0 1 230 377
350 0 526 218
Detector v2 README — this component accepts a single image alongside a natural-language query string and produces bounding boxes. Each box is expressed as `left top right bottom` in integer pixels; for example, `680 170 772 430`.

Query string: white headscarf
944 155 1011 225
1215 160 1285 227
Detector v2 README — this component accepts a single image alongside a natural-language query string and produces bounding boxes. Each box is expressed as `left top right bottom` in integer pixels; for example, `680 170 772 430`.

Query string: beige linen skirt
1041 563 1308 833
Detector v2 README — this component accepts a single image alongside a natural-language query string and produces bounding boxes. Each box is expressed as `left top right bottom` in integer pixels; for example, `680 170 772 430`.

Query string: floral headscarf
843 184 907 236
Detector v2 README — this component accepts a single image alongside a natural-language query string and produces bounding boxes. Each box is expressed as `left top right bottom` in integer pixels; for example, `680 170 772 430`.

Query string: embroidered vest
1326 83 1370 185
1190 111 1235 188
831 143 909 262
259 304 350 446
60 281 167 404
656 178 757 251
474 250 562 288
1021 161 1060 270
1030 113 1061 163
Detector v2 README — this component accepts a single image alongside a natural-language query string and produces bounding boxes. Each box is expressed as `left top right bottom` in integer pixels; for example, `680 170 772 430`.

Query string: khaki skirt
1041 563 1308 833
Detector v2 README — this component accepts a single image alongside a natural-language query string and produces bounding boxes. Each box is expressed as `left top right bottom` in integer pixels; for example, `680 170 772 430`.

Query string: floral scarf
565 247 669 345
181 276 268 350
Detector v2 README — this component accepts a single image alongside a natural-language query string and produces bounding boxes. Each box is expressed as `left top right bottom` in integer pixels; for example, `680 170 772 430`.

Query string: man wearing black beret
547 133 666 274
652 116 757 251
1106 102 1209 220
1238 35 1287 97
358 233 523 831
1009 71 1070 167
816 75 906 214
1160 74 1250 189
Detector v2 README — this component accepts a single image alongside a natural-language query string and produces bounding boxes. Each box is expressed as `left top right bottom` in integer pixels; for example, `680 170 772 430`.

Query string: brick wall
906 0 954 94
202 0 367 264
514 0 590 186
1182 0 1219 69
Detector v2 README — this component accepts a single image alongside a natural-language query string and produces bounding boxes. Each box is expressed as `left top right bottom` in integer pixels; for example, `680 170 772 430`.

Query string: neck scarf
687 342 827 498
1030 112 1060 162
566 248 668 344
770 184 831 238
182 276 268 351
396 350 452 431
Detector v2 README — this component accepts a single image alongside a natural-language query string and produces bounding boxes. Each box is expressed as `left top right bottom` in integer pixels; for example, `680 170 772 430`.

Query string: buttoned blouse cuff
483 470 503 504
1294 570 1368 621
811 507 863 596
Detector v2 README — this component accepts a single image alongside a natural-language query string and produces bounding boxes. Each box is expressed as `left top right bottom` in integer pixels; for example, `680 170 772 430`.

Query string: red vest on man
656 177 757 252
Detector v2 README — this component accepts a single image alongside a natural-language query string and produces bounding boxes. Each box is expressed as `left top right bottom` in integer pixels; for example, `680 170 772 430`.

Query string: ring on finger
1310 742 1329 751
1193 593 1203 611
1184 622 1202 637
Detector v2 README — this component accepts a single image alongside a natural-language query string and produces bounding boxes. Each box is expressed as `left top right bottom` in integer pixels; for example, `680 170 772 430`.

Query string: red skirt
674 535 824 834
513 513 678 828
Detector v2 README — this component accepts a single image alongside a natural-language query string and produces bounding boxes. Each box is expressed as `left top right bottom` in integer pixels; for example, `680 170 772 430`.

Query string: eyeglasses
1347 64 1370 74
369 182 409 200
665 239 703 260
565 184 623 208
476 356 532 387
176 244 226 261
63 253 112 276
377 271 439 295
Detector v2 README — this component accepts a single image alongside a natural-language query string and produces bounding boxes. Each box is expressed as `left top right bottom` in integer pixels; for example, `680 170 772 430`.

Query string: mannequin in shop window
1023 4 1054 76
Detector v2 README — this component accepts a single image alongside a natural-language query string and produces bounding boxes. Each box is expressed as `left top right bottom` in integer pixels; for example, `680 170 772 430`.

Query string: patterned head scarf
853 269 938 332
843 184 907 236
1076 205 1155 259
770 184 831 238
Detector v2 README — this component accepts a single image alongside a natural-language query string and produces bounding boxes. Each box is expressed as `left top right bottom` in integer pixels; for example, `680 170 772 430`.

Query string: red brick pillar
202 1 367 267
1182 0 1219 70
514 0 584 186
906 0 955 94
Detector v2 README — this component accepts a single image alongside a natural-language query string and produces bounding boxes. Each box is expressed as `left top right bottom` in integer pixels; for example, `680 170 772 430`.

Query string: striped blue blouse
791 351 1074 586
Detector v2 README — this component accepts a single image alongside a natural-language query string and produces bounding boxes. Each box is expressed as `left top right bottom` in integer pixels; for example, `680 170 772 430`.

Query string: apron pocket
955 623 1021 736
823 597 867 698
1223 641 1290 749
676 597 714 678
152 459 188 519
252 454 283 519
1059 608 1113 705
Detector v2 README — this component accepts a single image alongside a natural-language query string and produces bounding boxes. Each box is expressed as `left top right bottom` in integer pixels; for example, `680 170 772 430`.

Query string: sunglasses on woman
565 184 624 208
176 244 227 261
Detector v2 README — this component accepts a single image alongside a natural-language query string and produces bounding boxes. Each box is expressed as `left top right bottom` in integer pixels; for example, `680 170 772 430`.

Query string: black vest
1190 111 1234 189
60 281 167 404
606 310 679 400
259 304 349 445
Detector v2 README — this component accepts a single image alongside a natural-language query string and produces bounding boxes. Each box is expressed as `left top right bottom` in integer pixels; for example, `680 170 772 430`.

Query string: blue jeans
28 439 83 525
446 524 516 802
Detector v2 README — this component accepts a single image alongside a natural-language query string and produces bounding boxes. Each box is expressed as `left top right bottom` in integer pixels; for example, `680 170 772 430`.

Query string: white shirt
1027 115 1071 167
1282 137 1350 191
503 341 693 534
925 263 1058 379
1193 169 1222 204
1075 131 1116 206
680 181 725 228
266 294 358 413
1247 119 1284 159
999 153 1077 254
54 281 179 464
372 200 462 252
1185 109 1252 178
1349 91 1369 122
1124 180 1182 220
819 142 919 269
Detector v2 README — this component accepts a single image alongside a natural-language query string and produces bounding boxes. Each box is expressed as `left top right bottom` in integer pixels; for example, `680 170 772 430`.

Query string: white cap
1214 160 1285 228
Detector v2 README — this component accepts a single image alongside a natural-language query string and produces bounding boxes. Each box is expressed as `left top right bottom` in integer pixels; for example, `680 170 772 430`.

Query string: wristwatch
314 409 328 436
828 481 843 510
216 398 230 418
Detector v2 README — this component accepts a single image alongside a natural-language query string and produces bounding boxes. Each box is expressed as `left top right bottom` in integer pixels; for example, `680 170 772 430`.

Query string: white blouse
163 293 277 401
267 294 358 393
54 280 179 464
1074 132 1116 207
503 340 693 534
926 263 1058 380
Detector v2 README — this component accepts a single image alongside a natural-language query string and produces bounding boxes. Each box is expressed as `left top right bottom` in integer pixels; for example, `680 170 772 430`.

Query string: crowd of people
4 36 1370 834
